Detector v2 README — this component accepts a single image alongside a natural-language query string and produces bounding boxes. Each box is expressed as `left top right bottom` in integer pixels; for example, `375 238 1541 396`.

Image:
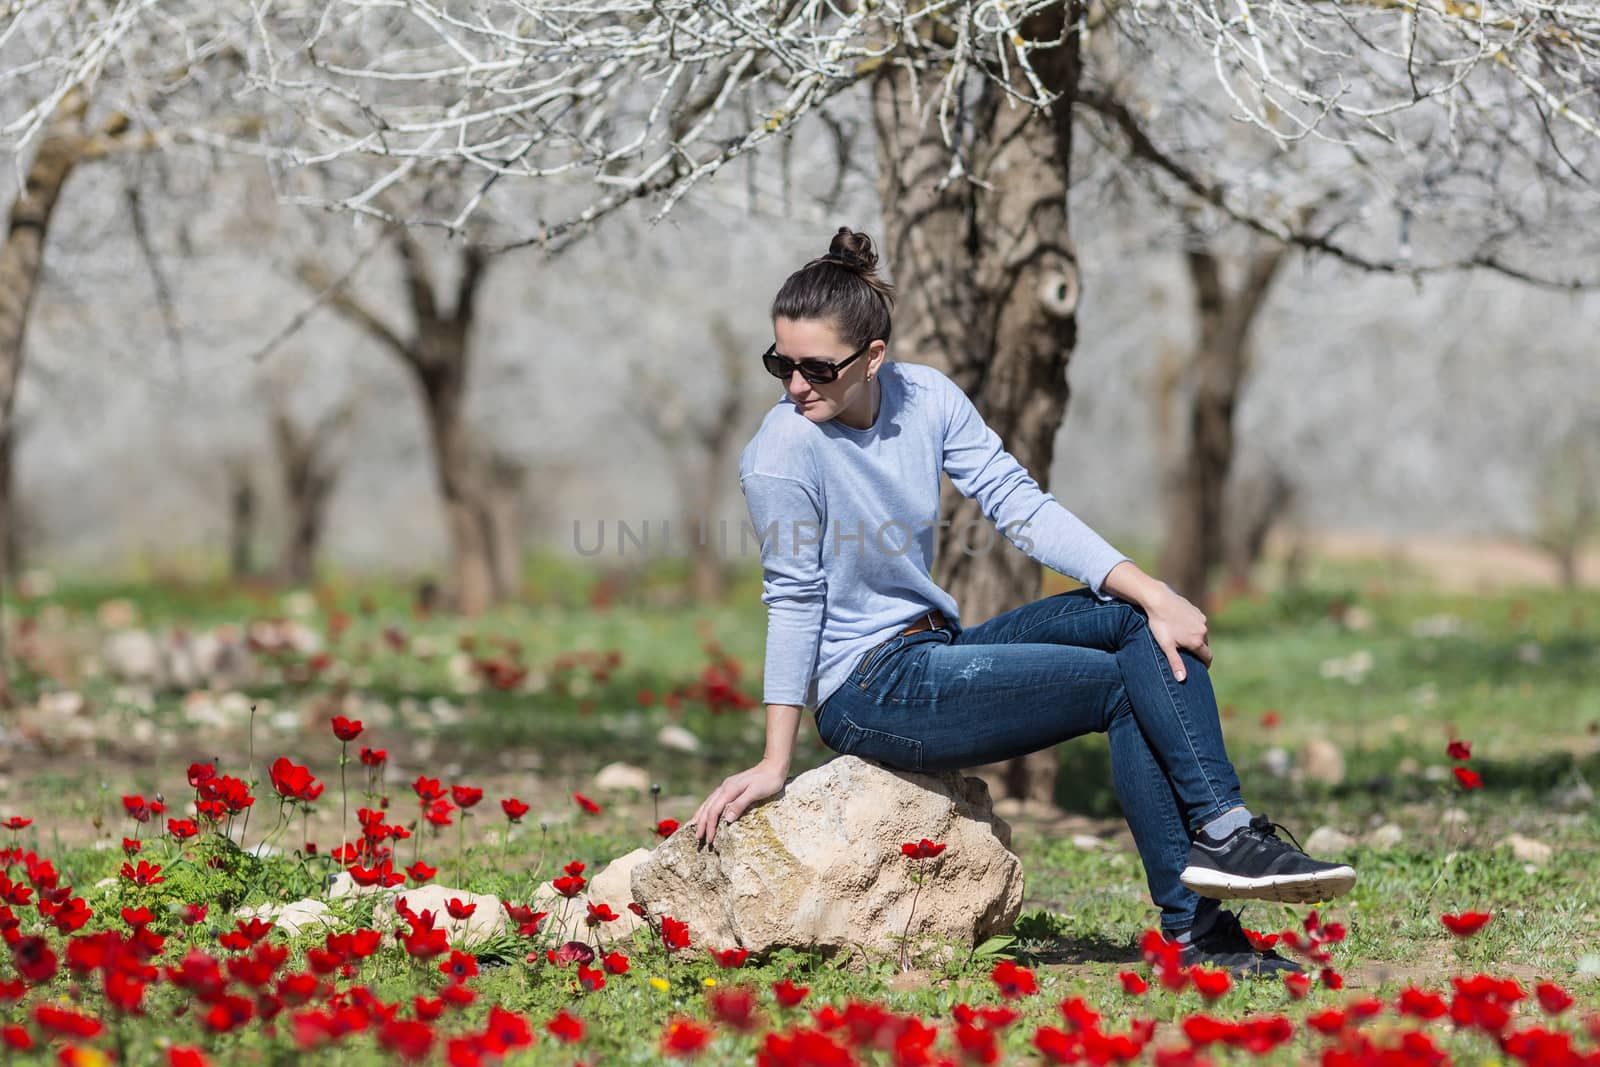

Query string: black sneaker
1180 813 1357 904
1180 908 1304 978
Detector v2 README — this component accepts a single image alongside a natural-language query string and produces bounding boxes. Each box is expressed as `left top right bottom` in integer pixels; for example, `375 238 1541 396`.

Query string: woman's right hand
691 759 788 847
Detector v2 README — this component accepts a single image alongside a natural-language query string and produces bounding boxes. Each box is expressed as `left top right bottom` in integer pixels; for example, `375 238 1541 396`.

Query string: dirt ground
1273 530 1600 592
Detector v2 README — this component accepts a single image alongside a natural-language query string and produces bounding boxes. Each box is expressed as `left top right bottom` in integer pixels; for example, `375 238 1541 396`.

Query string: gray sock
1199 806 1253 843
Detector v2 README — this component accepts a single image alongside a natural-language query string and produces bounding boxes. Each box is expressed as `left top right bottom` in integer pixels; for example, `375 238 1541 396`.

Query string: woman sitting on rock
690 227 1355 977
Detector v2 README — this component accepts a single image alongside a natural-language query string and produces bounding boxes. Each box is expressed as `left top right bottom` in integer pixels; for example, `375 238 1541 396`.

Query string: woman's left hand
1143 586 1211 682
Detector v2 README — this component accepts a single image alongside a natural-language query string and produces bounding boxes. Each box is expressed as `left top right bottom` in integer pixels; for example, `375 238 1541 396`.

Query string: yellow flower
649 977 670 992
703 977 718 987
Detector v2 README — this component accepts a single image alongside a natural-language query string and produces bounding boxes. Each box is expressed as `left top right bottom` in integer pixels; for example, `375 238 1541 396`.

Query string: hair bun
825 227 879 274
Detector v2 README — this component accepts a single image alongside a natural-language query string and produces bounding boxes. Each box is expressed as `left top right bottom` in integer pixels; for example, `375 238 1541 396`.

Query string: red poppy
413 776 445 803
575 964 606 992
1282 972 1312 1000
13 936 57 983
123 795 151 822
407 861 437 882
413 995 446 1022
655 818 680 838
661 915 691 952
360 747 387 767
1441 911 1493 937
1398 986 1448 1018
3 817 30 831
662 1018 713 1058
377 1019 435 1062
331 717 364 742
711 947 749 968
585 902 619 926
425 799 455 827
168 1048 209 1067
270 758 325 804
772 978 810 1007
573 792 602 815
1454 767 1484 790
444 898 477 920
602 951 629 975
451 785 484 809
1447 740 1472 761
990 960 1038 999
482 1005 533 1053
122 837 141 855
564 860 587 876
33 1004 103 1038
500 798 529 822
1188 966 1233 1001
1260 710 1282 729
167 819 199 841
120 860 164 887
182 903 208 926
551 875 586 898
708 986 759 1032
1118 971 1148 995
2 1025 33 1051
900 839 947 860
1536 981 1574 1015
440 950 479 983
122 906 154 927
546 1009 585 1043
1321 968 1345 990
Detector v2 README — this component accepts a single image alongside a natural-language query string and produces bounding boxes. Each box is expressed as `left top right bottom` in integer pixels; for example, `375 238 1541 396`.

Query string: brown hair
771 227 895 350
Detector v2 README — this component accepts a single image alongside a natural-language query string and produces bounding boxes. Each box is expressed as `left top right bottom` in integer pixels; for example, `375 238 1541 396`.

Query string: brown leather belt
898 609 950 636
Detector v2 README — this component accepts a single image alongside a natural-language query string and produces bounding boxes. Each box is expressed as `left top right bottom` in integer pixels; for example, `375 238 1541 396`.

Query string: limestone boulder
238 898 338 937
630 756 1022 964
373 885 507 948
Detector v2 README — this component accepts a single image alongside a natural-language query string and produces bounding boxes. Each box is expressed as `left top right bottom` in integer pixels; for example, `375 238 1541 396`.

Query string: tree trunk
272 406 349 587
0 92 99 700
871 6 1084 805
305 235 497 615
483 451 527 602
1159 242 1289 603
227 461 257 580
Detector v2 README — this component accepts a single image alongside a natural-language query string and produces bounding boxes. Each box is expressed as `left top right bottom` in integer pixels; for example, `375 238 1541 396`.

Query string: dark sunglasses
762 340 874 385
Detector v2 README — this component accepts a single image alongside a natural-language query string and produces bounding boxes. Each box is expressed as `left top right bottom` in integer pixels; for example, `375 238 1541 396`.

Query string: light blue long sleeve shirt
738 359 1131 711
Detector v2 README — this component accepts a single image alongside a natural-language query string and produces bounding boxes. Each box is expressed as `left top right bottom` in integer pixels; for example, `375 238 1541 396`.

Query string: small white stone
1304 826 1356 854
1500 833 1553 866
594 762 652 792
1364 824 1404 849
657 724 701 754
1070 834 1103 851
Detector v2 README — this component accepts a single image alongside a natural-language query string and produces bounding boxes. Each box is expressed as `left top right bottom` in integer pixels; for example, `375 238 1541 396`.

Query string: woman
690 228 1355 976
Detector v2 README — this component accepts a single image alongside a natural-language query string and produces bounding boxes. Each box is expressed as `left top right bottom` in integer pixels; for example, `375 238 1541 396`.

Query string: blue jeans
815 589 1245 932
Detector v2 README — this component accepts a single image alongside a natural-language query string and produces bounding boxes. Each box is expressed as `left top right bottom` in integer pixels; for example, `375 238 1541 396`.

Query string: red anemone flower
500 797 529 822
1441 911 1493 937
331 717 364 742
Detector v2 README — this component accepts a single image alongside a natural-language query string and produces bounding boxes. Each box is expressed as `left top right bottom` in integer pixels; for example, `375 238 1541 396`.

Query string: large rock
239 898 338 937
630 756 1022 964
372 885 506 948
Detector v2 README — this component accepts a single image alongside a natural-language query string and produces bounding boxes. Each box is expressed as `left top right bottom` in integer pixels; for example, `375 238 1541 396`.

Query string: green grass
1 560 1597 1063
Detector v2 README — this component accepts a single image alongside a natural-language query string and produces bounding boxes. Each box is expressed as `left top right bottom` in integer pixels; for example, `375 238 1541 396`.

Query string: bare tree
298 232 501 613
237 0 1600 802
1155 233 1294 602
1532 421 1600 589
266 384 356 588
628 315 750 604
222 454 258 581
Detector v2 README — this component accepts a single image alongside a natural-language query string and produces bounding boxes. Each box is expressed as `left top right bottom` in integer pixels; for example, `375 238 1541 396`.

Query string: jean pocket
852 635 906 689
835 715 924 772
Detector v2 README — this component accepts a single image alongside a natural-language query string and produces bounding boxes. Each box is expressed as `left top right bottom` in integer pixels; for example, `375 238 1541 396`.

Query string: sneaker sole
1179 865 1357 904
